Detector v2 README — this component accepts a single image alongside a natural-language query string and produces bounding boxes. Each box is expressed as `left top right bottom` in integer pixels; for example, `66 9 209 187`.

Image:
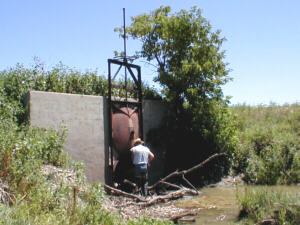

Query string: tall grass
237 186 300 225
230 104 300 185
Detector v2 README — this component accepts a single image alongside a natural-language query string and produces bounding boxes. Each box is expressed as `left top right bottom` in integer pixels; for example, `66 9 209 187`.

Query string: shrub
0 61 167 225
237 186 300 225
231 104 300 184
0 61 161 125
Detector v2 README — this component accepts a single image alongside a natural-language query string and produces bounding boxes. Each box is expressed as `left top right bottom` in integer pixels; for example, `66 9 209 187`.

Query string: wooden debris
123 179 136 188
40 164 82 190
261 218 276 225
104 184 198 206
159 181 181 190
148 152 227 191
102 153 226 223
104 184 147 202
170 211 198 223
0 182 15 205
102 153 228 222
101 195 203 221
135 188 198 207
178 217 196 223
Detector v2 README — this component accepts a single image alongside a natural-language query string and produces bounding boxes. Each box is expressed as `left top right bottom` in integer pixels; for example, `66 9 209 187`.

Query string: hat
133 138 144 146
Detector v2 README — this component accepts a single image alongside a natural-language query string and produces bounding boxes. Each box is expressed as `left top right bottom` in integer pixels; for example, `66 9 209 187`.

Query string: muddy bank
100 175 244 222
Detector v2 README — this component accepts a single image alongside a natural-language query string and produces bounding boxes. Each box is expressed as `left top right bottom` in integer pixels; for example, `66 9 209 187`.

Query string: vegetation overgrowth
237 186 300 225
231 104 300 185
232 104 300 225
0 60 161 125
1 60 299 225
0 5 299 224
0 62 170 225
121 6 237 185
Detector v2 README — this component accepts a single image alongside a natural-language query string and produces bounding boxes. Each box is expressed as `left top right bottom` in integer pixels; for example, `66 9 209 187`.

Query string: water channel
176 186 239 225
175 185 300 225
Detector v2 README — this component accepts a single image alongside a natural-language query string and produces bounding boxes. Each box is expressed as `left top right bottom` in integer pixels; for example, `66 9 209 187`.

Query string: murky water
175 185 300 225
176 186 239 225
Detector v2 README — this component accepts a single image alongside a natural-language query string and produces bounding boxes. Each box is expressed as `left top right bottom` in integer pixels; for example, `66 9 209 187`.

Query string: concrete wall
28 91 109 183
28 91 166 184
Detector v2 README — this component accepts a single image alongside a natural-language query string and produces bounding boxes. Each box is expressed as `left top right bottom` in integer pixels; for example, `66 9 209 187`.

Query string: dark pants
134 164 148 196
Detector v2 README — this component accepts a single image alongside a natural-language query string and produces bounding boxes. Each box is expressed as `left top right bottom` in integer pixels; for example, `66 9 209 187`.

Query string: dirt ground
101 175 244 222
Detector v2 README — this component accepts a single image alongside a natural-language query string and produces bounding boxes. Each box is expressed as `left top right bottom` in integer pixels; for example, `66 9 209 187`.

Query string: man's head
133 138 144 146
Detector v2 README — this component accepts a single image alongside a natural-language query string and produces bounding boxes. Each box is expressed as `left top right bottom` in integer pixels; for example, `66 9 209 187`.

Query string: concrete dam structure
27 91 166 184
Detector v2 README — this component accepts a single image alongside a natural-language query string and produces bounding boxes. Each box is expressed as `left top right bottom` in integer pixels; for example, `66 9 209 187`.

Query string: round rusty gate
112 107 140 155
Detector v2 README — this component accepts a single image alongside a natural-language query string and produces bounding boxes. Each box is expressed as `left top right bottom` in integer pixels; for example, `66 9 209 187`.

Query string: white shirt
130 144 151 165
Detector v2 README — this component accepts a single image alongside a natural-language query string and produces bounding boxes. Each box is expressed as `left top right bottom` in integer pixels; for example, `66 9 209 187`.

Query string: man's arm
131 150 134 163
148 151 154 167
148 151 154 162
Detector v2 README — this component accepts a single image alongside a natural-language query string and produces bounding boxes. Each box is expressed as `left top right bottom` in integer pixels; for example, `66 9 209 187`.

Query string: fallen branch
123 179 136 188
159 181 181 190
182 174 198 193
148 153 227 190
0 182 15 205
135 188 198 207
170 211 198 223
104 184 147 202
178 217 196 223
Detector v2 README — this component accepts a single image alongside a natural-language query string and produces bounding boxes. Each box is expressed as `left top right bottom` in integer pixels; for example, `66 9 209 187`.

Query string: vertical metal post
123 8 127 60
107 60 113 170
137 66 143 139
123 8 128 102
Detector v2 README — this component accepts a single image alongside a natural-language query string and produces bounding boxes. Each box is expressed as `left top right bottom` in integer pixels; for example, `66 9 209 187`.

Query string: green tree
119 6 237 184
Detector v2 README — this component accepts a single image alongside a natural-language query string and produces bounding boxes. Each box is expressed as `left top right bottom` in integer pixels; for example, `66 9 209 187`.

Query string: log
103 184 147 202
148 153 227 190
123 179 136 188
0 183 15 205
170 211 198 223
178 217 196 223
159 181 181 190
135 188 198 207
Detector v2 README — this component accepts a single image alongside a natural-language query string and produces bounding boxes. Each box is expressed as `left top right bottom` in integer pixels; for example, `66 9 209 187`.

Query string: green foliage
0 61 166 224
121 6 237 184
0 60 161 125
237 186 300 225
123 6 230 104
231 104 300 184
0 100 166 225
0 121 68 193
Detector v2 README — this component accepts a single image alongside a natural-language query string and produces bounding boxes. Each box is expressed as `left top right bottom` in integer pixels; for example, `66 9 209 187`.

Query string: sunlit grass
237 185 300 225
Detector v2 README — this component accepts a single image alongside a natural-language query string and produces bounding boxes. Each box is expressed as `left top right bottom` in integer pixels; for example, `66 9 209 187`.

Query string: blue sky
1 0 299 105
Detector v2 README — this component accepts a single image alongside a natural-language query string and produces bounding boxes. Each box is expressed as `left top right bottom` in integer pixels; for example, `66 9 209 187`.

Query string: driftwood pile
40 164 80 189
101 195 202 223
103 153 226 223
0 181 14 205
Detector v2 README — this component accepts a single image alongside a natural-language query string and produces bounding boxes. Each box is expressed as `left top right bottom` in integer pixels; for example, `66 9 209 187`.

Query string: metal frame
106 8 144 184
107 58 143 170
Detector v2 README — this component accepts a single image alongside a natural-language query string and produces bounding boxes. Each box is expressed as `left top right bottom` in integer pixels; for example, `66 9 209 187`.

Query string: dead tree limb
182 174 198 193
148 153 227 190
178 217 196 223
170 211 198 223
159 181 181 190
183 153 227 174
123 179 136 188
136 188 198 207
148 170 180 190
0 183 15 205
103 184 147 202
